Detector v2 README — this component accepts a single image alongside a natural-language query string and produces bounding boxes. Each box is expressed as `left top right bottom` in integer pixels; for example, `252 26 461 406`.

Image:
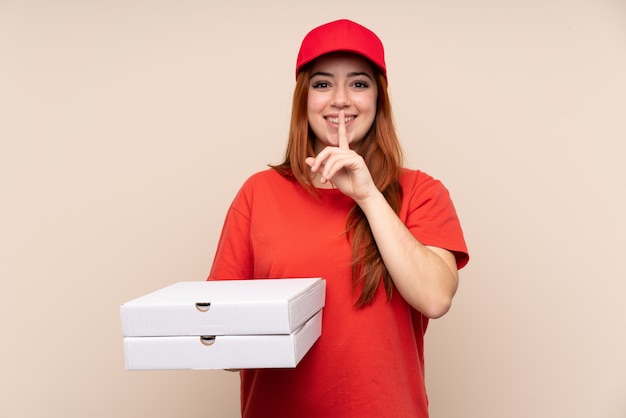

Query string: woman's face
307 53 378 153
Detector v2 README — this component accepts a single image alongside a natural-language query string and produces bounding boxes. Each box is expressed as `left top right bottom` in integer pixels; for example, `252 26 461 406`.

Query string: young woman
209 19 469 418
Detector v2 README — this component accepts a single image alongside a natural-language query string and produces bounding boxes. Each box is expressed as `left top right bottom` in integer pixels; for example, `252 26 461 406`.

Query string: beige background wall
1 0 624 417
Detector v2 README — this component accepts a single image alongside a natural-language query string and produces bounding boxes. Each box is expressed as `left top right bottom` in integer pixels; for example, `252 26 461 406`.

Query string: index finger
337 109 349 150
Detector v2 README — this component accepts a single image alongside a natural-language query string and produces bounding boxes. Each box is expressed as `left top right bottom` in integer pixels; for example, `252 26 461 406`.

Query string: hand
305 110 379 202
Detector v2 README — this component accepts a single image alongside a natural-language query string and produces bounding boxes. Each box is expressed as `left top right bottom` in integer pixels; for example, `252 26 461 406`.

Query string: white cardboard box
120 278 326 370
121 278 326 337
123 309 323 370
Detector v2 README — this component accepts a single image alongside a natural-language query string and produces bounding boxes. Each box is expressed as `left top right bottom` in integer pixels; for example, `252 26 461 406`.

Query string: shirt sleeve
207 181 254 281
402 170 470 269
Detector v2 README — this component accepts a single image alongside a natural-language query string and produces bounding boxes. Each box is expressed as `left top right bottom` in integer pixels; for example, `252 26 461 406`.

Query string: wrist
355 188 386 213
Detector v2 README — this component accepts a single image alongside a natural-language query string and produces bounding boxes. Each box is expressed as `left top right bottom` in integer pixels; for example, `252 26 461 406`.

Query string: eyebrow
310 71 374 80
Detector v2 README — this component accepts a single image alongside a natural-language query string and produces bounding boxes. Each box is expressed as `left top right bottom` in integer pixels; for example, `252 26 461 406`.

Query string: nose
331 85 351 108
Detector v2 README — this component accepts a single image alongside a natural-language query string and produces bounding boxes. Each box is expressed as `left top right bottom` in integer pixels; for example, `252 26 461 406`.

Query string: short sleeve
400 170 469 269
207 179 255 281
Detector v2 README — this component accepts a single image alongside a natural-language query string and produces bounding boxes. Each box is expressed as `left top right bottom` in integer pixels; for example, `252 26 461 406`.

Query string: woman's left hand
305 110 379 203
306 112 459 318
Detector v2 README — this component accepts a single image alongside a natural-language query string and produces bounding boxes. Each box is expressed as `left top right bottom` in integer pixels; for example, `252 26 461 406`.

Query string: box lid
120 278 325 337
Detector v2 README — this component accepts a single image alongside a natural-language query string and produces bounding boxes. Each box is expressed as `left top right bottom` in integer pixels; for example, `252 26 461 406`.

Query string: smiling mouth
326 116 355 124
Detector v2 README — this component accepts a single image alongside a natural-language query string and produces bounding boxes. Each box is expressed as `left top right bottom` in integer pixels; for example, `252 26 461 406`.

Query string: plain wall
1 1 625 417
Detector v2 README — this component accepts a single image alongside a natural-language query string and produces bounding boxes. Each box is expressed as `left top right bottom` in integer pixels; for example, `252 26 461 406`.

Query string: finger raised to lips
338 109 349 150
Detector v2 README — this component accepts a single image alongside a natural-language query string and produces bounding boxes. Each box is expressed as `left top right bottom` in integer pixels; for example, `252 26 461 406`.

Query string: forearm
356 191 459 318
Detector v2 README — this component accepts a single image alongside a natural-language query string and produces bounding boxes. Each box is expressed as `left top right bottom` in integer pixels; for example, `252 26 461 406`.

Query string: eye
312 81 330 89
352 79 370 88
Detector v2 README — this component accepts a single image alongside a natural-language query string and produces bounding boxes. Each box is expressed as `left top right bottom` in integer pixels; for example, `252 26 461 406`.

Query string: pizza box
120 278 326 337
123 308 323 370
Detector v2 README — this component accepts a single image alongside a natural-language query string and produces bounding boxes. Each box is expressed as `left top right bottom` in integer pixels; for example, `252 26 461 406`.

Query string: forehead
309 52 376 76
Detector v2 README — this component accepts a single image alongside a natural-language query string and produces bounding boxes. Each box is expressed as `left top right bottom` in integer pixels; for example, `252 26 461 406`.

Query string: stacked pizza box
120 278 326 370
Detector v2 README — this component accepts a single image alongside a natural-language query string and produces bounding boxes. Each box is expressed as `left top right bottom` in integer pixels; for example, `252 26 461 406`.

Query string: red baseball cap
295 19 387 81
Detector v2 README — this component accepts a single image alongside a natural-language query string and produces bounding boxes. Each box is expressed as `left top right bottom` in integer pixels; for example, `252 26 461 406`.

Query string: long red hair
272 64 404 307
